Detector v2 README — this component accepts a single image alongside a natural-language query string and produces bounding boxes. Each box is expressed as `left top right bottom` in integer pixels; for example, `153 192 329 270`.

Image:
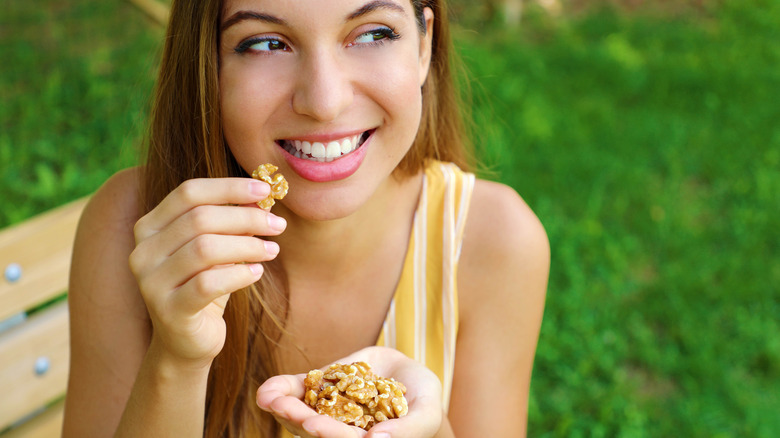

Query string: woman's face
219 0 434 220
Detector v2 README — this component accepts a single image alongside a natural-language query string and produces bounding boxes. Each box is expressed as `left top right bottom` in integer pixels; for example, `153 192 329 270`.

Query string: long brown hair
141 0 471 436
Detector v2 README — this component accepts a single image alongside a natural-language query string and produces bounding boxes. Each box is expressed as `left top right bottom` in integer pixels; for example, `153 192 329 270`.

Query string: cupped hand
129 178 287 367
257 346 443 438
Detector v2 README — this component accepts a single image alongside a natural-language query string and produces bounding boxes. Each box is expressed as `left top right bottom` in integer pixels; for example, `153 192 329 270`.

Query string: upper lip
275 128 372 143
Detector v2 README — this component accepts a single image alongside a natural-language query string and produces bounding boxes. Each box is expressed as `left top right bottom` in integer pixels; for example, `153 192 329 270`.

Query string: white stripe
383 298 396 348
455 172 475 261
440 163 457 409
413 174 428 363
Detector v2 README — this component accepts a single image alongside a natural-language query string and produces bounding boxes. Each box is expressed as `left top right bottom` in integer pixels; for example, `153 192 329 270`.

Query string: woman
63 0 549 436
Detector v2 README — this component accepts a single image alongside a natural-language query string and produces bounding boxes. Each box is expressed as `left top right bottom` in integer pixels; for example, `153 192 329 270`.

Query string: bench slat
0 198 87 322
1 400 64 438
0 301 69 431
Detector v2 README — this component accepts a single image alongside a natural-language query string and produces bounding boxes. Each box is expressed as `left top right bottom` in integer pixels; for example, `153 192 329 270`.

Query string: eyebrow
221 11 287 31
346 0 407 21
221 1 407 32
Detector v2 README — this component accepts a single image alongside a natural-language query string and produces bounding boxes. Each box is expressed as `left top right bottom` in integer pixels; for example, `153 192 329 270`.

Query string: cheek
219 62 287 145
361 52 424 122
218 69 280 172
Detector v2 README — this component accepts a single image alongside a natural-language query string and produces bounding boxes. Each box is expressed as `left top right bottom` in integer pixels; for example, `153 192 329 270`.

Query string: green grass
2 0 778 436
0 0 162 226
455 1 779 436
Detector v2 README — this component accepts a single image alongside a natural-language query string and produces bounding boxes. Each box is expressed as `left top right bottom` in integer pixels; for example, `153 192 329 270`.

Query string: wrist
145 337 214 381
115 339 211 437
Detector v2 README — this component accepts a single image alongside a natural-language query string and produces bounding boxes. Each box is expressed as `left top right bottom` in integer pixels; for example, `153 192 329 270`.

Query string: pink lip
279 132 371 182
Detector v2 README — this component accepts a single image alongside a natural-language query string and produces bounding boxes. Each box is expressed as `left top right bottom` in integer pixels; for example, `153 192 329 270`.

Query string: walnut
322 361 373 378
251 163 289 209
368 378 409 419
304 369 324 407
314 386 364 424
339 374 378 405
303 362 408 430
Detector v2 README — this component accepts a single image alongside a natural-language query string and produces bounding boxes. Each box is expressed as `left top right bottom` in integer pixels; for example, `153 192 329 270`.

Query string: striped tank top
280 161 474 437
376 160 475 409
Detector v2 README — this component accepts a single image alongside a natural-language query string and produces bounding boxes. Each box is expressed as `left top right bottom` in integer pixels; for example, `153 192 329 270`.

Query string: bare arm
450 180 550 437
63 169 152 436
63 170 284 437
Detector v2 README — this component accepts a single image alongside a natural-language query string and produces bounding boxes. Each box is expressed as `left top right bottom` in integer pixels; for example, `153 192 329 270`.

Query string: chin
274 177 378 221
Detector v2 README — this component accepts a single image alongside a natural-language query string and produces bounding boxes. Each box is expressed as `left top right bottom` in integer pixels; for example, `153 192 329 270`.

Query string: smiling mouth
277 130 372 162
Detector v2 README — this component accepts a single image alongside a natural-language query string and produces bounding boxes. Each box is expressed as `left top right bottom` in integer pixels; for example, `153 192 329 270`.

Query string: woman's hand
257 346 444 438
128 178 287 368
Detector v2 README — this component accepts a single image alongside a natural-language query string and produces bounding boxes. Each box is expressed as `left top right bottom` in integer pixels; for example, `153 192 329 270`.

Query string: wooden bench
0 198 89 437
0 4 165 436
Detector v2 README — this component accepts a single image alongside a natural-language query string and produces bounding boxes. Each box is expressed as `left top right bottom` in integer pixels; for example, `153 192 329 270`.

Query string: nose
292 50 354 122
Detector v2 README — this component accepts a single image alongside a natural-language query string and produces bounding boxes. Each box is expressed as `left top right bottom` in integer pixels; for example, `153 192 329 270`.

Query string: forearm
115 341 211 438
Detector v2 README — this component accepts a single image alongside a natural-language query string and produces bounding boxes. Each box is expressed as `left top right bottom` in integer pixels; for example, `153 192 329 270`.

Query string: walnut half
251 163 289 209
303 362 409 430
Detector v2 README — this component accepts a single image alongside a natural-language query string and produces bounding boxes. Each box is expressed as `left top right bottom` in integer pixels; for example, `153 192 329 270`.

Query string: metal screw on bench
35 357 51 376
4 263 22 283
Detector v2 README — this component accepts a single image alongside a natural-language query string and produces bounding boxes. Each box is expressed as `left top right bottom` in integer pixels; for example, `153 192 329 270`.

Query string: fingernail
267 213 287 232
271 405 290 421
248 263 263 276
264 240 280 257
302 423 319 437
250 180 270 197
372 433 390 438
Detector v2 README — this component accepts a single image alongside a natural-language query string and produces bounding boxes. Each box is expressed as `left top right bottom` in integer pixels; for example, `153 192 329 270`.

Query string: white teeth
326 141 341 159
341 138 353 154
311 142 326 158
281 132 368 162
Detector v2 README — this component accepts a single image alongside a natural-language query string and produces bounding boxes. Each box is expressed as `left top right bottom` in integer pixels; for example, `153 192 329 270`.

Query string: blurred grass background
1 0 778 436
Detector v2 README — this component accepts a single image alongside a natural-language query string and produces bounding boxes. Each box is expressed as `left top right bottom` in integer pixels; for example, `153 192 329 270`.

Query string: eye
235 37 289 54
351 27 400 46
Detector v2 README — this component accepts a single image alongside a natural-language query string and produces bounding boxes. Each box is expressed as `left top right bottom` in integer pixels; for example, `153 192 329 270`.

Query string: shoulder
457 178 550 334
80 166 144 232
459 179 550 305
71 166 146 316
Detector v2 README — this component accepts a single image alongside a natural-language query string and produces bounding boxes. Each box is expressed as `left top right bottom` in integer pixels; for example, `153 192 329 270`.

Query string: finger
141 204 286 267
259 378 336 432
367 382 441 438
170 263 264 314
140 234 278 294
271 397 365 438
301 415 366 438
171 204 287 241
134 178 271 242
365 406 440 438
257 375 321 437
257 374 307 410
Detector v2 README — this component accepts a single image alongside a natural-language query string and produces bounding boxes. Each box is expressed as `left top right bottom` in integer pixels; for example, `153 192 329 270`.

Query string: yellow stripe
424 165 444 386
415 174 428 363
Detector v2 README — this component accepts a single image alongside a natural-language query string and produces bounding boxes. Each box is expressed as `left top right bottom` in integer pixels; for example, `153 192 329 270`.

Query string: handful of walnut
251 163 289 209
303 362 409 430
